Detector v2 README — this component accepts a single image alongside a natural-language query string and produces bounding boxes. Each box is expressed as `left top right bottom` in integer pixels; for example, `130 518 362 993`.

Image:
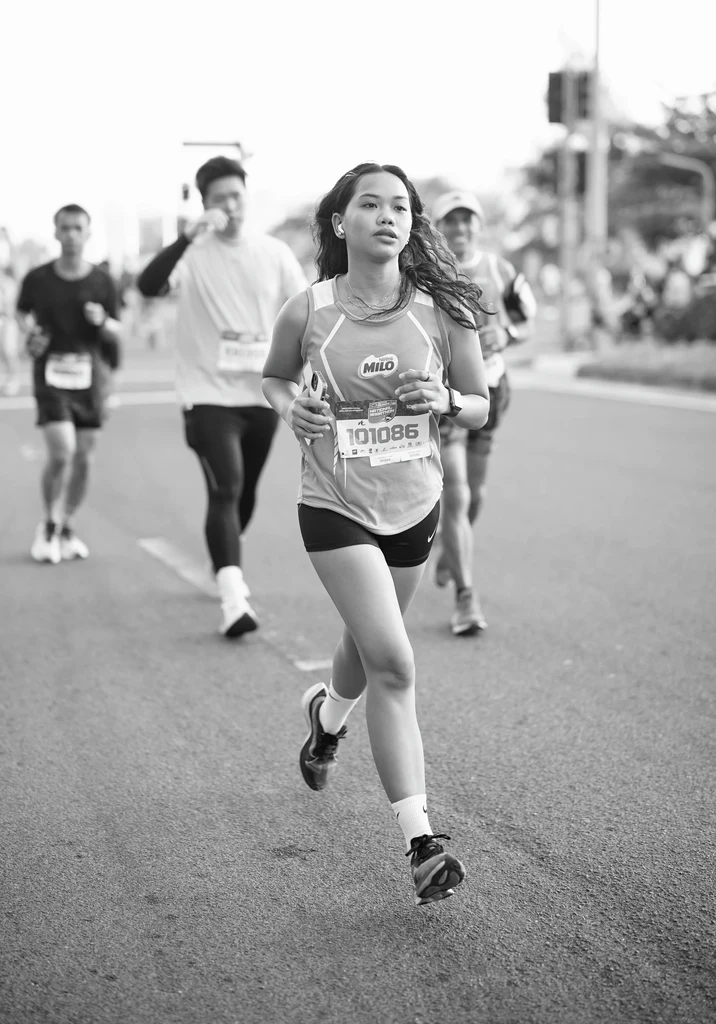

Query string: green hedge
576 340 716 393
654 290 716 343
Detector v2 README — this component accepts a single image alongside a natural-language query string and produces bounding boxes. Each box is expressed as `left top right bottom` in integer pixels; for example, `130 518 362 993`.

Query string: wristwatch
444 387 463 418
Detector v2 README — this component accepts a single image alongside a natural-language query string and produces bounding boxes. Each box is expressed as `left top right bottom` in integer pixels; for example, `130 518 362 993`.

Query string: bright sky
2 0 715 260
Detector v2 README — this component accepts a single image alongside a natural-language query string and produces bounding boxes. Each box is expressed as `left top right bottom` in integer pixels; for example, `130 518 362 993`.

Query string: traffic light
548 72 564 124
576 72 591 120
548 70 592 124
576 151 587 195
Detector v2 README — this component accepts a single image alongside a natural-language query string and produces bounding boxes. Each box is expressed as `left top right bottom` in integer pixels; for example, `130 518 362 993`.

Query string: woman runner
262 163 489 906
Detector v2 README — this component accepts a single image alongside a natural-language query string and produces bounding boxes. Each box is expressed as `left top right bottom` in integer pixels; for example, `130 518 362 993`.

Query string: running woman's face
203 175 247 238
337 172 412 262
438 208 481 261
54 213 90 256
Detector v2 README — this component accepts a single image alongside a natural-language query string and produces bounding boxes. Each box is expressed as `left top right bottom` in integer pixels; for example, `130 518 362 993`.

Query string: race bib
484 352 506 389
334 399 431 466
217 331 267 374
45 354 92 391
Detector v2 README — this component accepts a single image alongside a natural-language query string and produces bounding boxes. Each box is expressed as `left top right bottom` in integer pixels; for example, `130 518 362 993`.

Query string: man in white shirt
138 157 307 637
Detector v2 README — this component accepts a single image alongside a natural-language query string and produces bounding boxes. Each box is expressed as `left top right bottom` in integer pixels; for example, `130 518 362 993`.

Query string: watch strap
446 387 462 417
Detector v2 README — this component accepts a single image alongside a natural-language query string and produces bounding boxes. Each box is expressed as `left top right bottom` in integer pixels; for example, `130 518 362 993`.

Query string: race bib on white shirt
45 353 92 390
334 399 431 466
217 331 267 374
484 352 506 389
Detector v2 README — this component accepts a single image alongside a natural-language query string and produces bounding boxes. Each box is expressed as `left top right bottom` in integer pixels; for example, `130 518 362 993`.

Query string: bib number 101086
335 405 430 463
344 422 420 447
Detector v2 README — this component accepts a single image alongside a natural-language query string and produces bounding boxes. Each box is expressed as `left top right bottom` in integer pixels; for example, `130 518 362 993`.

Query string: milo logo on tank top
359 353 398 378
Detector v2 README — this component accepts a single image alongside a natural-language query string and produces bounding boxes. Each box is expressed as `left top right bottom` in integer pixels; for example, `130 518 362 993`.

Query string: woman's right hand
286 395 332 443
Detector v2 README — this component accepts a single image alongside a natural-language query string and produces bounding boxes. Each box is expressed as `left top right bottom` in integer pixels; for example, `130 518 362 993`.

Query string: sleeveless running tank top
298 277 451 535
459 252 511 357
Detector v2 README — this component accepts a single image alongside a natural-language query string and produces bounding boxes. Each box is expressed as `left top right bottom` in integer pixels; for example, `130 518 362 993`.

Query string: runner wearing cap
263 162 490 905
137 156 307 638
16 205 122 564
432 190 536 635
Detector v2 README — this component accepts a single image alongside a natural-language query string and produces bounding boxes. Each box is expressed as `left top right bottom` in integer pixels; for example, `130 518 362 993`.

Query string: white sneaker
216 565 258 637
60 526 89 560
206 563 250 598
450 588 488 636
220 593 259 637
30 521 61 564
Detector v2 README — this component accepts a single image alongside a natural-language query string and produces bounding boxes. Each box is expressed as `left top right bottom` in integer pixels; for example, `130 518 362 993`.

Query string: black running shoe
407 833 466 906
299 682 347 791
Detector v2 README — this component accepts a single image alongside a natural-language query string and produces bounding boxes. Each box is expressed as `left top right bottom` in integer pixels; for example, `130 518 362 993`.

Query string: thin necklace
344 277 400 312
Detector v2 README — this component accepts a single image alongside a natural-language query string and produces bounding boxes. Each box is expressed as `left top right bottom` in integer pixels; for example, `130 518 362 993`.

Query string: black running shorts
298 501 440 568
440 371 511 456
35 385 106 429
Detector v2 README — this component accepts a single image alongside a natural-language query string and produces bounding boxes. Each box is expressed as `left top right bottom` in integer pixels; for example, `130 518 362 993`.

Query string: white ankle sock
391 794 432 851
318 680 361 735
216 565 247 605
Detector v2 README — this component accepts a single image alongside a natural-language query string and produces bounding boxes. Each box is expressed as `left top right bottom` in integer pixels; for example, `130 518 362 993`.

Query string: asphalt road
1 361 715 1024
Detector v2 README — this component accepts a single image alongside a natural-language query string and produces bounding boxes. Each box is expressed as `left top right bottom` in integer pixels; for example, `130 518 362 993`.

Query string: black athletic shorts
298 501 440 568
34 386 106 429
439 371 511 456
34 355 110 430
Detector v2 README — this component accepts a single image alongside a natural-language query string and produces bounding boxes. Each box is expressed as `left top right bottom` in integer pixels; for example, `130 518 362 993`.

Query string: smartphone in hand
305 368 328 446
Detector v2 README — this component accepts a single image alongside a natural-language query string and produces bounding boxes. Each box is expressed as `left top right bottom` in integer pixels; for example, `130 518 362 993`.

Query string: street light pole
558 69 578 349
586 0 610 345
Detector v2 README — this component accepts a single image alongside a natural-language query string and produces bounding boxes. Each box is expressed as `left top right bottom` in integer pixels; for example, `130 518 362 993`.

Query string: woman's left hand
395 369 449 414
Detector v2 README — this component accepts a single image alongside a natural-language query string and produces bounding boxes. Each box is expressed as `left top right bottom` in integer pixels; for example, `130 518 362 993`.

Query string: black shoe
299 683 347 791
407 833 466 906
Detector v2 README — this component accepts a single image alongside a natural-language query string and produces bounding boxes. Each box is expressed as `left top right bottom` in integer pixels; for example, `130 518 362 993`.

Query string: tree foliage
608 94 716 246
521 93 716 250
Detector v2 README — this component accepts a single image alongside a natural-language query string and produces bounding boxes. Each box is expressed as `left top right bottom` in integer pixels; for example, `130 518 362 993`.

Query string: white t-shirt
172 231 307 407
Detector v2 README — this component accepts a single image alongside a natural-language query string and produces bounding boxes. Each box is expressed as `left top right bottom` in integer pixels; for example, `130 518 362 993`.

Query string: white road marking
294 659 334 672
3 376 715 414
138 537 331 673
1 396 37 411
510 370 716 413
115 368 175 384
138 538 216 597
105 391 177 408
0 390 177 412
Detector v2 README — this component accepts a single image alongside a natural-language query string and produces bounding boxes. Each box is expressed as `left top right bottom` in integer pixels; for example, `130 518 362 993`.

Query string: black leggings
183 405 279 571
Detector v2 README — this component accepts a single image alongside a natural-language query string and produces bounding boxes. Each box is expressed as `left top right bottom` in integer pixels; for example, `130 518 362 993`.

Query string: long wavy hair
312 162 492 329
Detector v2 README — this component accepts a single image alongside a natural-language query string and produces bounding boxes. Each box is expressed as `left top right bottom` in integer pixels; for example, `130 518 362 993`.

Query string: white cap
432 190 485 225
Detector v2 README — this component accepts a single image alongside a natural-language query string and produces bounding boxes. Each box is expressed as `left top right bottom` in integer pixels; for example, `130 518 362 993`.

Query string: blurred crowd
3 212 716 398
612 228 716 342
